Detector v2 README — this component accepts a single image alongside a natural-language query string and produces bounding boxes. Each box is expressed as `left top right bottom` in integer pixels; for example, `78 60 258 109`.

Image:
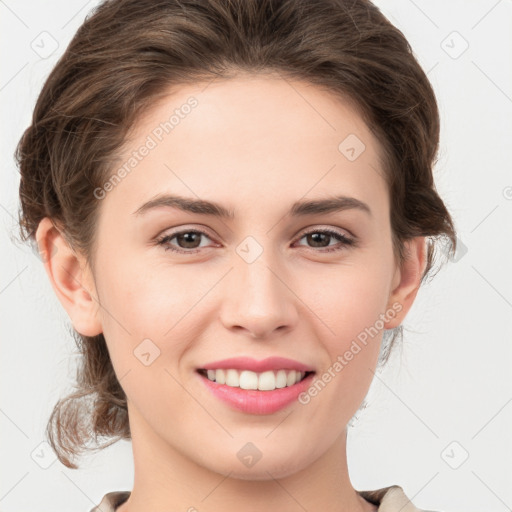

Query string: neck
117 403 376 512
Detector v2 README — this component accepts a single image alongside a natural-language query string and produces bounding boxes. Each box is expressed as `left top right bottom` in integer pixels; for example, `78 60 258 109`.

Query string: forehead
101 74 388 223
128 73 380 155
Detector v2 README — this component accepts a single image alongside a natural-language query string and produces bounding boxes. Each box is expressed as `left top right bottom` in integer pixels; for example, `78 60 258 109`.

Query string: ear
384 237 427 329
34 217 103 337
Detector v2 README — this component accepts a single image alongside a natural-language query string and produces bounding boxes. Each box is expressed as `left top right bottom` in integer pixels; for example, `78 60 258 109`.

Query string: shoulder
357 485 440 512
89 491 131 512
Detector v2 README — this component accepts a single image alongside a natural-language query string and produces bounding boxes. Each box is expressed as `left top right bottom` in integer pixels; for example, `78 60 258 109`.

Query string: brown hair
15 0 456 469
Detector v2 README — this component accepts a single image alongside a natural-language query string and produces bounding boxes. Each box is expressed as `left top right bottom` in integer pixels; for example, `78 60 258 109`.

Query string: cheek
318 260 393 343
94 256 210 382
289 265 389 452
96 256 181 332
92 261 171 372
309 259 393 400
93 263 197 420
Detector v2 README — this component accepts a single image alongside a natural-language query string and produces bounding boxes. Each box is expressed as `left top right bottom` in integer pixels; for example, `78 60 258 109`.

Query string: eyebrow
132 193 372 219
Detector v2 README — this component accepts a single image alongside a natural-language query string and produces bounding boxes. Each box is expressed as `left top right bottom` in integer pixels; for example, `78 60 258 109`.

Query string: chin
199 449 311 481
219 464 305 481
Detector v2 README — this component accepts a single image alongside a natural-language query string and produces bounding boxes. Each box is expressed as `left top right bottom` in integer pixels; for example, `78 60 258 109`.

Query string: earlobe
35 217 103 337
384 237 427 329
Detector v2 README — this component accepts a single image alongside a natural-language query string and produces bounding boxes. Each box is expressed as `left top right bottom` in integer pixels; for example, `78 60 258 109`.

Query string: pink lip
198 371 315 415
200 356 315 373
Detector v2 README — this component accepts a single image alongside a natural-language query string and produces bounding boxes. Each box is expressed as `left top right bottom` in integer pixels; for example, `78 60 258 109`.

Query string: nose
219 249 299 339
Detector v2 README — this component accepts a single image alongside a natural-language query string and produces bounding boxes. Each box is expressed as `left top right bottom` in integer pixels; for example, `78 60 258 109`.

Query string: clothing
89 485 433 511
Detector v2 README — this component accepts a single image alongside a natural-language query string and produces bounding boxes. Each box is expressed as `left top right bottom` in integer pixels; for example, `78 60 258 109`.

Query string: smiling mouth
197 368 315 391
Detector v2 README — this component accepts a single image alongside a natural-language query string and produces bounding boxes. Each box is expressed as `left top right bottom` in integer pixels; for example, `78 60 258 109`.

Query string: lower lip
198 372 315 415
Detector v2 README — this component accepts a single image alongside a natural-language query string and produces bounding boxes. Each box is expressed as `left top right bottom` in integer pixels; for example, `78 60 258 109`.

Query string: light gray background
1 1 511 511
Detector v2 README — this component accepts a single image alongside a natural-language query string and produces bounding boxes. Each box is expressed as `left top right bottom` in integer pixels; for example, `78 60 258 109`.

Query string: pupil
179 232 200 248
309 233 329 247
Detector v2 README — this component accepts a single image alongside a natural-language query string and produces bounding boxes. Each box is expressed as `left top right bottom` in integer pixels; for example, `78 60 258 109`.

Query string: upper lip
199 356 315 373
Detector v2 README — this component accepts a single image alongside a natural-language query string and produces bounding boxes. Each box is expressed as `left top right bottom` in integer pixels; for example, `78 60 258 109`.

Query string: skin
36 73 426 512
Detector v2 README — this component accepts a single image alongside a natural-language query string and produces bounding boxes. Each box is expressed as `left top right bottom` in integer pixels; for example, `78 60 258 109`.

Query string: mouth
197 368 315 391
196 357 316 415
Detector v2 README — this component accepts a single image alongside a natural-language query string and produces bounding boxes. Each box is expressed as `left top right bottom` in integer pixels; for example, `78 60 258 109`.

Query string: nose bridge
221 236 297 337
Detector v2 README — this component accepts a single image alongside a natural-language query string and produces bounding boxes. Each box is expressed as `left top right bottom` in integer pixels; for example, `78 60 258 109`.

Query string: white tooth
275 370 287 388
286 370 297 386
216 369 226 384
258 370 276 390
239 370 258 390
225 369 240 387
209 368 305 389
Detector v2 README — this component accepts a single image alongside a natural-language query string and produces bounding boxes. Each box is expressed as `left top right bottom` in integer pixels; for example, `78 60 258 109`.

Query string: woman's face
71 75 420 479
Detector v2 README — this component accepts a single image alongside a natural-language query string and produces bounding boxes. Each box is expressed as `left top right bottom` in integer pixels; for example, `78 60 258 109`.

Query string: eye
156 229 214 254
293 228 355 253
155 227 356 255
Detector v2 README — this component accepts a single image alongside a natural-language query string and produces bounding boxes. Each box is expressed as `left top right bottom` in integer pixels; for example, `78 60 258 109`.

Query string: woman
15 0 456 510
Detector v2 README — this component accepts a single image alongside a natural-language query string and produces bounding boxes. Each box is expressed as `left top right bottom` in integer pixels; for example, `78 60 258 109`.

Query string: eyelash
155 228 355 254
